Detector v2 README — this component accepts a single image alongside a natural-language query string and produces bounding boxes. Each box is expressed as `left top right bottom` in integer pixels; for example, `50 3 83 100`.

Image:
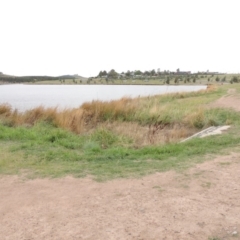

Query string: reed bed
0 87 228 145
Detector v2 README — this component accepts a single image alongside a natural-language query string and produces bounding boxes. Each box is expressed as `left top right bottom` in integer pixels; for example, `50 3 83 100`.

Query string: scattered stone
181 126 231 142
232 231 238 236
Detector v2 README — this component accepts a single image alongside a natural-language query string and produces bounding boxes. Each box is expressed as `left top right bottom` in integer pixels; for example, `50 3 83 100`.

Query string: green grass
0 112 240 181
208 237 221 240
1 84 240 180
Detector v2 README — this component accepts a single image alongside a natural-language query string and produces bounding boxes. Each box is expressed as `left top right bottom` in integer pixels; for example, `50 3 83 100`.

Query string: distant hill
0 73 87 83
58 75 87 81
0 73 16 78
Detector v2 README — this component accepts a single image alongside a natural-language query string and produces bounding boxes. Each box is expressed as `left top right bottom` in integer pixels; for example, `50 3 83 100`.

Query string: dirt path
209 88 240 112
1 153 240 240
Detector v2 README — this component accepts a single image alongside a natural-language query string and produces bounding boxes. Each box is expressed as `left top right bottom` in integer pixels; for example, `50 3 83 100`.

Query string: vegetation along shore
1 70 240 85
0 84 240 181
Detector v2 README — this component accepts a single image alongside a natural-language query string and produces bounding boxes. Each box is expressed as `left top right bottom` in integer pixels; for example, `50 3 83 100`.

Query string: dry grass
0 88 221 145
54 108 85 134
184 108 206 128
0 104 12 115
92 121 196 146
0 98 136 132
23 106 58 125
81 97 136 123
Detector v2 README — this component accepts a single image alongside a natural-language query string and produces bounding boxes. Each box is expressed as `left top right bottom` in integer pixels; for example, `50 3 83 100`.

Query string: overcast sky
0 0 239 77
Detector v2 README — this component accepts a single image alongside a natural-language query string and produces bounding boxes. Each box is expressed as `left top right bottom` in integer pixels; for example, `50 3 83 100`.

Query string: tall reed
0 88 220 142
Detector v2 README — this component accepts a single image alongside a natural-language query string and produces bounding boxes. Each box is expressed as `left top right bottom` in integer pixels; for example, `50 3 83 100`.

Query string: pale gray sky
0 0 239 77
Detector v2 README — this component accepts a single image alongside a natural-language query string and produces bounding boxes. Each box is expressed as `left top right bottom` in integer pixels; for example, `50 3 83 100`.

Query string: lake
0 84 207 111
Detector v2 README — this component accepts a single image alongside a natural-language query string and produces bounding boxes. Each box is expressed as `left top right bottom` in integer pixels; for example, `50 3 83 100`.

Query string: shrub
231 76 239 83
185 109 205 129
90 128 118 148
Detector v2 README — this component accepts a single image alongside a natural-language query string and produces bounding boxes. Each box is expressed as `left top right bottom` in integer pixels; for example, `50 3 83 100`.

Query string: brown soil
1 88 240 240
0 154 240 240
209 88 240 112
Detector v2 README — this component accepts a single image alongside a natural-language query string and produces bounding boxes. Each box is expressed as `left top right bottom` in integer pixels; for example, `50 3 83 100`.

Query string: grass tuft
0 104 12 115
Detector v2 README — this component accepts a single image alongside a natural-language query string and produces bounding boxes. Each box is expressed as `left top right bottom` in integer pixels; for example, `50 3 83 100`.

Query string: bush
231 76 239 83
90 128 118 148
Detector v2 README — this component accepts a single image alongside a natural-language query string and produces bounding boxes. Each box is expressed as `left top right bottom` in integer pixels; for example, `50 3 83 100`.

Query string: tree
231 76 239 83
134 70 142 75
125 70 131 77
98 71 103 77
166 77 170 84
144 71 150 76
108 69 118 79
151 69 156 76
215 76 220 82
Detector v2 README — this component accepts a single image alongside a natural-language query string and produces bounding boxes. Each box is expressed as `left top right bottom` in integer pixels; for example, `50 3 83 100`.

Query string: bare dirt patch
209 88 240 112
1 153 240 240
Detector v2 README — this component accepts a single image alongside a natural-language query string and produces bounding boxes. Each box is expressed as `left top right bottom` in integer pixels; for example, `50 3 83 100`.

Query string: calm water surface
0 84 207 111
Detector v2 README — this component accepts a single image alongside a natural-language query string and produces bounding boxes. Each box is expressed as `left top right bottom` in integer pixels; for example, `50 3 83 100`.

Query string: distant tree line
0 75 76 83
96 69 210 80
96 68 221 79
98 69 165 79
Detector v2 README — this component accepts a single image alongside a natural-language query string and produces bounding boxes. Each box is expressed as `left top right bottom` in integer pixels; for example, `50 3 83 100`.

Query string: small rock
232 231 238 236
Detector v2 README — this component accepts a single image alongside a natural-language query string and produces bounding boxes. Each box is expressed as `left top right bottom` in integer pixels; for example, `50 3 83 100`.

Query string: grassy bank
30 73 240 85
1 84 240 180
